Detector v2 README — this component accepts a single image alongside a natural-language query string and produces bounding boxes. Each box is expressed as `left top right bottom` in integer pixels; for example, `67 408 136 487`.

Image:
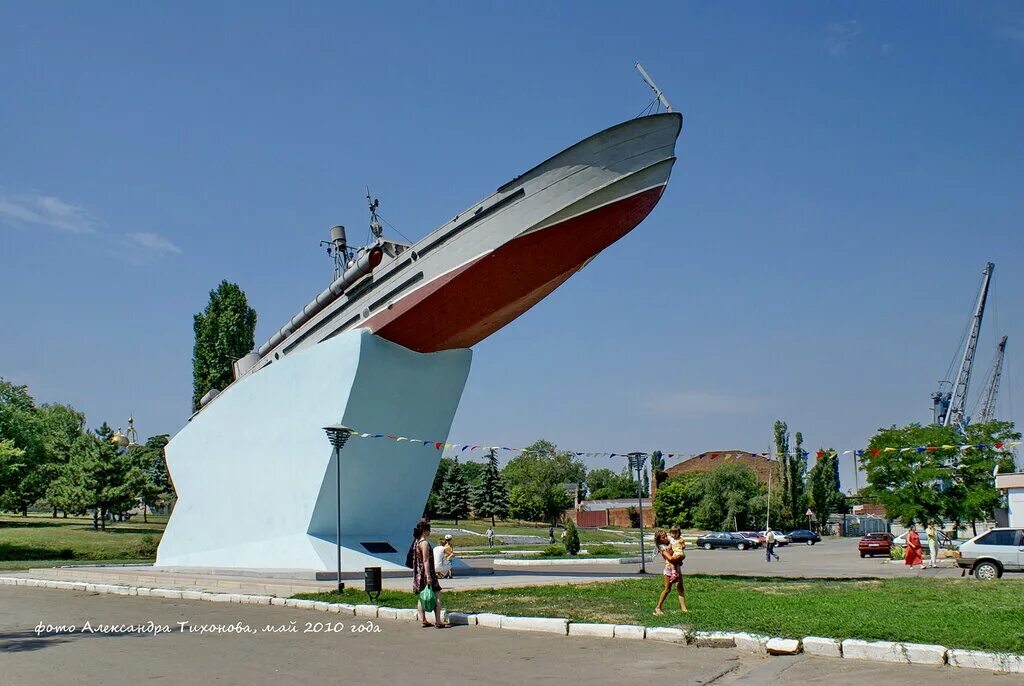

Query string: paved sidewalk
0 586 1011 685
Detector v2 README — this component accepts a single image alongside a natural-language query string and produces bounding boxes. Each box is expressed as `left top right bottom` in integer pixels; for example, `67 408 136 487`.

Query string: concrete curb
3 575 1021 674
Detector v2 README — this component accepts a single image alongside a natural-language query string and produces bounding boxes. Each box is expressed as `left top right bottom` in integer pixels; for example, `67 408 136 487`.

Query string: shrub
136 534 160 558
58 548 75 560
540 545 566 557
564 520 581 556
890 545 906 561
586 544 619 557
627 506 641 528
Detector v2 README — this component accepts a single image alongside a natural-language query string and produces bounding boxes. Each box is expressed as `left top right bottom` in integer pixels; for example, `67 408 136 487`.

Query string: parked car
758 530 790 546
696 532 754 550
735 531 765 548
858 532 893 557
954 528 1024 580
788 530 822 545
892 530 960 550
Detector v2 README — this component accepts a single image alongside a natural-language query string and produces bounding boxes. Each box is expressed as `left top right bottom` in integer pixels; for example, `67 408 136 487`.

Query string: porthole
274 352 280 360
362 308 370 319
410 250 418 262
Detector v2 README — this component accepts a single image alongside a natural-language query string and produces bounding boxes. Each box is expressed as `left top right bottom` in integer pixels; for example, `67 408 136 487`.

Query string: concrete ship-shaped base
156 330 472 572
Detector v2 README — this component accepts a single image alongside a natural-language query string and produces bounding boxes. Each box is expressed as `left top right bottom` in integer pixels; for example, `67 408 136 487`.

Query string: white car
759 530 790 545
955 528 1024 580
893 530 959 550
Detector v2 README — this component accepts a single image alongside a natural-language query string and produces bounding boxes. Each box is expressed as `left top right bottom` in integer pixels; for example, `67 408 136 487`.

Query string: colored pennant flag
434 442 444 451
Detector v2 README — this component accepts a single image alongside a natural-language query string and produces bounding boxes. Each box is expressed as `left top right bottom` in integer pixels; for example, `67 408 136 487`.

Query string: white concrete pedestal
156 330 472 572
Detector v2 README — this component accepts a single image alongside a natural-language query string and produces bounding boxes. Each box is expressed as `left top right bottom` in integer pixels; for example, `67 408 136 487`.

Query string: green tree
0 439 26 496
38 403 86 517
773 420 791 527
192 281 258 411
130 434 172 522
437 458 470 524
650 450 667 490
471 449 510 526
460 460 485 491
0 379 45 515
808 449 843 531
587 467 637 500
861 423 963 527
950 420 1020 535
564 519 581 556
503 440 582 524
508 484 545 523
653 472 706 527
68 426 148 530
693 462 763 531
791 431 807 523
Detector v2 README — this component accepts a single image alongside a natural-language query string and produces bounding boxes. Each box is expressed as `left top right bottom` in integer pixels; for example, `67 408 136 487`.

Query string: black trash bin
364 566 382 601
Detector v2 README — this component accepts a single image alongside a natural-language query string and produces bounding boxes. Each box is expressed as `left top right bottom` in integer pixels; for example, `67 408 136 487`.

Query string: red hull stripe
365 185 666 352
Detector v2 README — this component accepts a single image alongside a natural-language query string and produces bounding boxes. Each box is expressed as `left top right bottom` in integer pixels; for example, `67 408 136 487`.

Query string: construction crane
932 262 995 427
975 335 1008 424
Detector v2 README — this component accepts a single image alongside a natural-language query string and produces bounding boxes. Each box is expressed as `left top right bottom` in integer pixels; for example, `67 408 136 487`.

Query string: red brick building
564 498 655 528
663 450 779 485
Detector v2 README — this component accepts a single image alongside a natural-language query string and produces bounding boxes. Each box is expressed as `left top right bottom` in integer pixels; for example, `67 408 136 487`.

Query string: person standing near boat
412 521 447 628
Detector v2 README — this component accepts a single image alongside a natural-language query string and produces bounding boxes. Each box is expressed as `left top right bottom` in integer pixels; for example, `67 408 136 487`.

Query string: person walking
765 529 780 562
904 523 924 569
925 521 938 568
412 522 447 628
485 527 494 548
548 525 555 545
653 530 687 615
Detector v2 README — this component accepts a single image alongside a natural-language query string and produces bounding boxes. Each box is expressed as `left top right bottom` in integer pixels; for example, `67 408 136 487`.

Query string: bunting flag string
345 430 1021 461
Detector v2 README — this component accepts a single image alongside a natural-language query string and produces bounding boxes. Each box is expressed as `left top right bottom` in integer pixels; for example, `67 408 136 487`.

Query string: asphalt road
464 537 965 581
1 586 1013 685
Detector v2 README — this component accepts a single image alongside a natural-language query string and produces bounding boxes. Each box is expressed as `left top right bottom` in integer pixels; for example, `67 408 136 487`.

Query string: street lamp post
323 424 353 593
627 452 649 574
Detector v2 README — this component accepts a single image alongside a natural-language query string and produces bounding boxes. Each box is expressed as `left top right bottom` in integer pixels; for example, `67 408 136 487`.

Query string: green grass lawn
0 514 164 563
430 520 640 544
296 576 1024 654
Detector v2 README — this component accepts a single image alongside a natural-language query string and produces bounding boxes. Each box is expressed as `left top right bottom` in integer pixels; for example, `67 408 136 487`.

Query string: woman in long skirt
904 523 924 569
412 521 447 628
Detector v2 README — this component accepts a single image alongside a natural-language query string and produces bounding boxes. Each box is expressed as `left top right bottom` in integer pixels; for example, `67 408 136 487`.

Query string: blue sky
2 2 1022 490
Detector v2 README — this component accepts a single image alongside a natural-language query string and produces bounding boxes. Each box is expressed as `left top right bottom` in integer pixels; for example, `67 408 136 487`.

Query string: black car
788 529 822 545
696 532 754 550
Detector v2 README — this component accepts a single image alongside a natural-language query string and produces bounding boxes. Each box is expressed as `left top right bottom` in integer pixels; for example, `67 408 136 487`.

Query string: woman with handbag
412 521 447 628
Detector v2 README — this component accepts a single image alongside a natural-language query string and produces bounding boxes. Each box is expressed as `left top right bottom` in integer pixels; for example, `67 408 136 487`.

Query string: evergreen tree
564 519 581 556
192 281 258 411
67 426 147 530
773 420 791 527
130 434 172 522
791 430 807 524
437 458 470 524
471 449 510 526
650 449 667 489
808 449 843 531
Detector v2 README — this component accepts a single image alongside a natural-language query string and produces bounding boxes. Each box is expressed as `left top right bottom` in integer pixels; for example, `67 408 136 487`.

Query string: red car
858 532 893 558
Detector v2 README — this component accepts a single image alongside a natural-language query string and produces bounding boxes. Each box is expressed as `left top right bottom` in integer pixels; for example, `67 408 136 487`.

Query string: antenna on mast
367 187 384 241
634 62 672 112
